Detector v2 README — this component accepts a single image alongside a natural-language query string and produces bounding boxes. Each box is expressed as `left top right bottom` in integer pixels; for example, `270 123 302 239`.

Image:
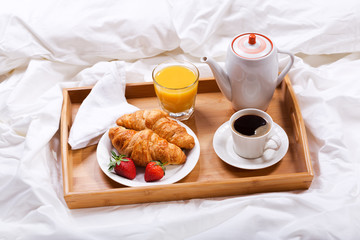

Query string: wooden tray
60 76 313 209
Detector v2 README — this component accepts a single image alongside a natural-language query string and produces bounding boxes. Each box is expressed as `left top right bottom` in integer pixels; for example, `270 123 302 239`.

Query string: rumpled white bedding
1 0 360 239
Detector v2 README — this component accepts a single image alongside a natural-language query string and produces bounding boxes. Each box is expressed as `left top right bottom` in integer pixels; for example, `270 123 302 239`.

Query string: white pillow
169 0 360 57
0 0 179 71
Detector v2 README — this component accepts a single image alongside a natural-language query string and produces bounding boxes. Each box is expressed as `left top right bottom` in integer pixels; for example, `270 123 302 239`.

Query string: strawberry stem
152 160 166 175
108 150 129 171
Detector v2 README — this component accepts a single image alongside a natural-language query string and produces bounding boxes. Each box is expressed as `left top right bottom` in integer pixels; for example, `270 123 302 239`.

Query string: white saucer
213 121 289 170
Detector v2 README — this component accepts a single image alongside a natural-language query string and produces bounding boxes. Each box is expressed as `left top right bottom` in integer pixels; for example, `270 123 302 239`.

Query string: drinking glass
152 60 199 121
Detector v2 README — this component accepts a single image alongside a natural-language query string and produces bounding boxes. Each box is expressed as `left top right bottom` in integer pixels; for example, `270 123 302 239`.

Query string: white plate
213 121 289 170
96 122 200 187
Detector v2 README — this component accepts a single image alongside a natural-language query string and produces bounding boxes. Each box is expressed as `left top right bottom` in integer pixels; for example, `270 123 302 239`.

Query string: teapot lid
231 33 273 59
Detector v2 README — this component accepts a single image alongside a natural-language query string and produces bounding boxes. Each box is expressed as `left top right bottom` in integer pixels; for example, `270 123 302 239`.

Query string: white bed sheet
1 0 360 239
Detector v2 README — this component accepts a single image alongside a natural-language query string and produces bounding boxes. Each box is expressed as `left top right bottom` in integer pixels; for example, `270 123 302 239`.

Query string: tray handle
290 109 300 142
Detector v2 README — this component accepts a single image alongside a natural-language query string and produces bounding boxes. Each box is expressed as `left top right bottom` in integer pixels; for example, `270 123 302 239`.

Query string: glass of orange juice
152 60 199 121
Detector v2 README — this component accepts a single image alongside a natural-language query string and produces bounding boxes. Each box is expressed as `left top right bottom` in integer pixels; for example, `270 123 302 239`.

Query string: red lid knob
248 34 256 45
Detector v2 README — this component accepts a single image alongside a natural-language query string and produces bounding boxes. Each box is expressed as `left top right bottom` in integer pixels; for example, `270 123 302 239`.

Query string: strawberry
144 161 166 182
108 151 136 180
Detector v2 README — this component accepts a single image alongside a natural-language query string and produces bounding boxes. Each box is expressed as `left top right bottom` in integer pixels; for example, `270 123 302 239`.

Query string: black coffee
233 114 269 137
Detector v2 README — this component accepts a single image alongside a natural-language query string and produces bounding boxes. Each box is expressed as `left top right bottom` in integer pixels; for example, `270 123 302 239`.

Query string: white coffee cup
230 108 281 159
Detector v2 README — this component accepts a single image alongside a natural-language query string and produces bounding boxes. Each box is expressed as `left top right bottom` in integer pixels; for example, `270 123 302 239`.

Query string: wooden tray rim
60 76 313 207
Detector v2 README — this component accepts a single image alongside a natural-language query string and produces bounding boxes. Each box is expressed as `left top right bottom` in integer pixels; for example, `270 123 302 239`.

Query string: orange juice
153 65 198 113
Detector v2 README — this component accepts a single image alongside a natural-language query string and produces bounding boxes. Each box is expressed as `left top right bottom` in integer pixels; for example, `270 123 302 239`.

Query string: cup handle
264 133 281 152
276 50 294 86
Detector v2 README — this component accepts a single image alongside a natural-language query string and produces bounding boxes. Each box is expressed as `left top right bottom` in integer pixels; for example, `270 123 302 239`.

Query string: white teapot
201 33 294 111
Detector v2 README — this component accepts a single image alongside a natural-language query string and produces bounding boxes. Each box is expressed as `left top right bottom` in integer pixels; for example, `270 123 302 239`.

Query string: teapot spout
201 57 232 101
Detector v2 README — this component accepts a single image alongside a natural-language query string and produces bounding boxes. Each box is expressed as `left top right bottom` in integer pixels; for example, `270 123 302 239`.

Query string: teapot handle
277 50 294 86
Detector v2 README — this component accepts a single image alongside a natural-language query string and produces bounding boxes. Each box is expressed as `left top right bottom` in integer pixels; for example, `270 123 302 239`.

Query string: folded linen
68 61 138 149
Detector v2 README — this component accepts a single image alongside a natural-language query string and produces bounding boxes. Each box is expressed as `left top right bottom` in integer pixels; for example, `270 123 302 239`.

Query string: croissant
116 109 195 149
109 126 186 167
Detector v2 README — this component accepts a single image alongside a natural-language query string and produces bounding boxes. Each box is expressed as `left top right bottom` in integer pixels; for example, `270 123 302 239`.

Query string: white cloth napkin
68 62 139 149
